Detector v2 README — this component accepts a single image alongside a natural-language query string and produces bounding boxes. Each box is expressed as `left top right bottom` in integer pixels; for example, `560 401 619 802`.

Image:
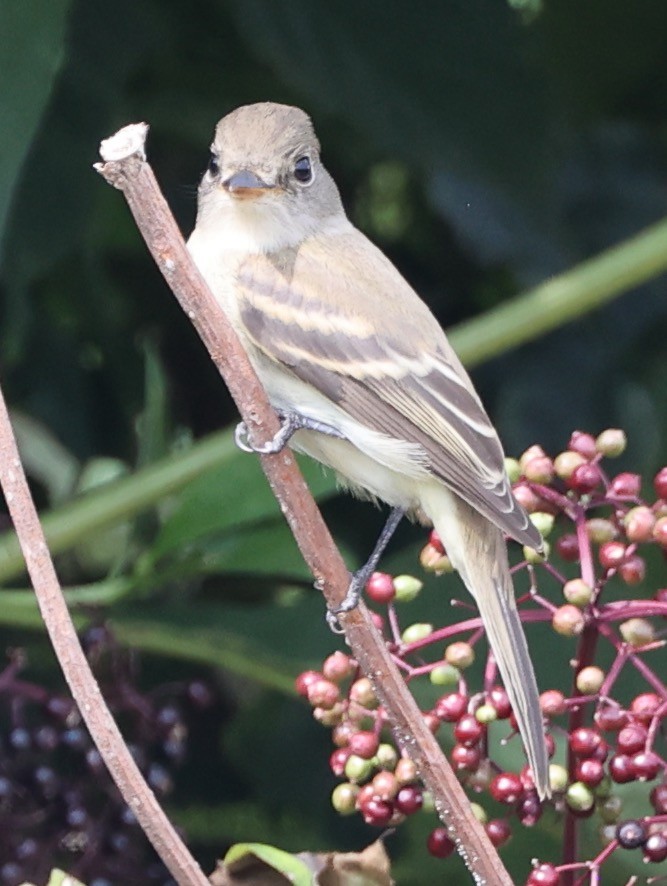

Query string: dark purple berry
616 819 647 849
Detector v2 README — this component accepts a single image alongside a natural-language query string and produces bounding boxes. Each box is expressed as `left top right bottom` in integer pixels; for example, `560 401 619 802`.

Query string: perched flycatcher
188 102 550 799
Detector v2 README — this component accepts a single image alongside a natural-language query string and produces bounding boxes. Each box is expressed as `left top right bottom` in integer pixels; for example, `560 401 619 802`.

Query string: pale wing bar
240 296 541 549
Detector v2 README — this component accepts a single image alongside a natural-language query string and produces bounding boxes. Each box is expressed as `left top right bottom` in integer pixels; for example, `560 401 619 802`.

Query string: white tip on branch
98 122 149 163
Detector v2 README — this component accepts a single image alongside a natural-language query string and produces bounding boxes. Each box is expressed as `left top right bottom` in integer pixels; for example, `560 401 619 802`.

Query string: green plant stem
0 586 297 693
2 217 667 586
0 430 236 584
450 215 667 367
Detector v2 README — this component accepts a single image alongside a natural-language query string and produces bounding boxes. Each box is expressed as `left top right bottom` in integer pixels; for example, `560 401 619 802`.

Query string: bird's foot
235 412 345 454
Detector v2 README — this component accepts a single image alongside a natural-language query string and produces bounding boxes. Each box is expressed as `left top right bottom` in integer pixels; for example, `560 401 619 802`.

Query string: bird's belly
290 429 426 514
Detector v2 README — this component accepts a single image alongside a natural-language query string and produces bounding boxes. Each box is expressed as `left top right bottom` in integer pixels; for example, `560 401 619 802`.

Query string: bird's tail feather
423 487 551 800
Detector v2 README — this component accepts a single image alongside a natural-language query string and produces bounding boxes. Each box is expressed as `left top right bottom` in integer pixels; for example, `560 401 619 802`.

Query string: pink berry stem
598 623 667 697
598 646 629 698
528 482 575 516
575 505 597 590
386 603 403 646
646 699 667 750
561 615 601 886
598 600 667 621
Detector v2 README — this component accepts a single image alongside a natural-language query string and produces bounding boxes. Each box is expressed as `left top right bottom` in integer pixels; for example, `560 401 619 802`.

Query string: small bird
187 102 550 799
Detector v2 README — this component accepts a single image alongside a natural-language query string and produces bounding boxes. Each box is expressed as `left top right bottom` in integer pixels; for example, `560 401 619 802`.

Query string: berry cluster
0 627 213 885
297 430 667 882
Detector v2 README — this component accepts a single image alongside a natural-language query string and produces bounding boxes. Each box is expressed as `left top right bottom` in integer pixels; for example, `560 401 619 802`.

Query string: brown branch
94 122 512 885
0 387 209 883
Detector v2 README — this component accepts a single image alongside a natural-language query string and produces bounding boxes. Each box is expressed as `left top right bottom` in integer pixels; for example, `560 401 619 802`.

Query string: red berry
329 747 351 776
348 731 379 759
486 818 512 847
513 483 541 513
490 772 524 804
650 783 667 813
360 796 393 826
555 533 580 562
610 472 641 498
295 670 322 697
623 506 656 543
609 754 636 784
323 651 354 682
630 693 662 724
654 516 667 548
332 721 355 748
488 685 512 719
552 604 585 636
569 727 603 758
567 463 601 494
365 571 395 604
619 555 646 585
454 714 485 747
429 529 445 554
306 678 340 709
517 791 542 826
595 705 627 732
427 827 455 859
617 723 647 755
523 455 555 484
574 758 605 787
632 751 661 781
569 431 597 459
526 863 559 886
372 770 399 801
395 785 423 815
644 831 667 863
599 541 626 570
654 466 667 500
435 692 468 723
540 690 566 717
451 743 481 771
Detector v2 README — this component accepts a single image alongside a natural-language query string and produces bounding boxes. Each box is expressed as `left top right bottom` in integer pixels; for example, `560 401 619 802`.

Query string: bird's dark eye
293 156 313 184
207 152 220 176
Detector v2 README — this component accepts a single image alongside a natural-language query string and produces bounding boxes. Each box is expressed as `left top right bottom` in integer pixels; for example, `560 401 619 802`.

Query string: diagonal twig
93 122 512 885
0 384 209 884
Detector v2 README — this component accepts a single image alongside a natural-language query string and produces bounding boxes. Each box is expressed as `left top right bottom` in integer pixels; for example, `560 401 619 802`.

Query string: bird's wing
235 228 541 548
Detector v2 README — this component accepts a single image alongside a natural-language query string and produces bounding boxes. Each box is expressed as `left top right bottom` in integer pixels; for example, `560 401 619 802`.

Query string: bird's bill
223 169 277 200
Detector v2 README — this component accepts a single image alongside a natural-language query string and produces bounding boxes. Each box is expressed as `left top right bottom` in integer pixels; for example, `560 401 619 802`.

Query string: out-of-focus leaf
0 0 70 256
221 843 313 886
151 453 337 557
110 595 334 688
10 410 80 505
183 520 317 580
227 0 550 197
47 872 86 886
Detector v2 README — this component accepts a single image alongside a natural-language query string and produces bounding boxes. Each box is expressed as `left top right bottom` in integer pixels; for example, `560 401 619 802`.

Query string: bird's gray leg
327 507 406 630
235 411 346 454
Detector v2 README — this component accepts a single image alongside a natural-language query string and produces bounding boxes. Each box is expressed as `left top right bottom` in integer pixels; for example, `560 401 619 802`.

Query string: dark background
1 1 667 883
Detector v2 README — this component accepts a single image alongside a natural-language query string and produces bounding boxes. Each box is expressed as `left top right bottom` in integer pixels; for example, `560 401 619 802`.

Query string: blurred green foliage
1 1 667 882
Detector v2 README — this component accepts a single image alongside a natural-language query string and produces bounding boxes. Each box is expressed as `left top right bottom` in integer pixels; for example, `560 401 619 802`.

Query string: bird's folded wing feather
235 228 541 548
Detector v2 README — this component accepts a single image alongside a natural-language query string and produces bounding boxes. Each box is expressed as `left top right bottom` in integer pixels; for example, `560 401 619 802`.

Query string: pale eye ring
293 156 313 184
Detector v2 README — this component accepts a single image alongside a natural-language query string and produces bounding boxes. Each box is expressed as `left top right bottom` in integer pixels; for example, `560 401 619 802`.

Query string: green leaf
224 842 313 886
0 0 70 255
47 872 86 886
151 451 336 557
